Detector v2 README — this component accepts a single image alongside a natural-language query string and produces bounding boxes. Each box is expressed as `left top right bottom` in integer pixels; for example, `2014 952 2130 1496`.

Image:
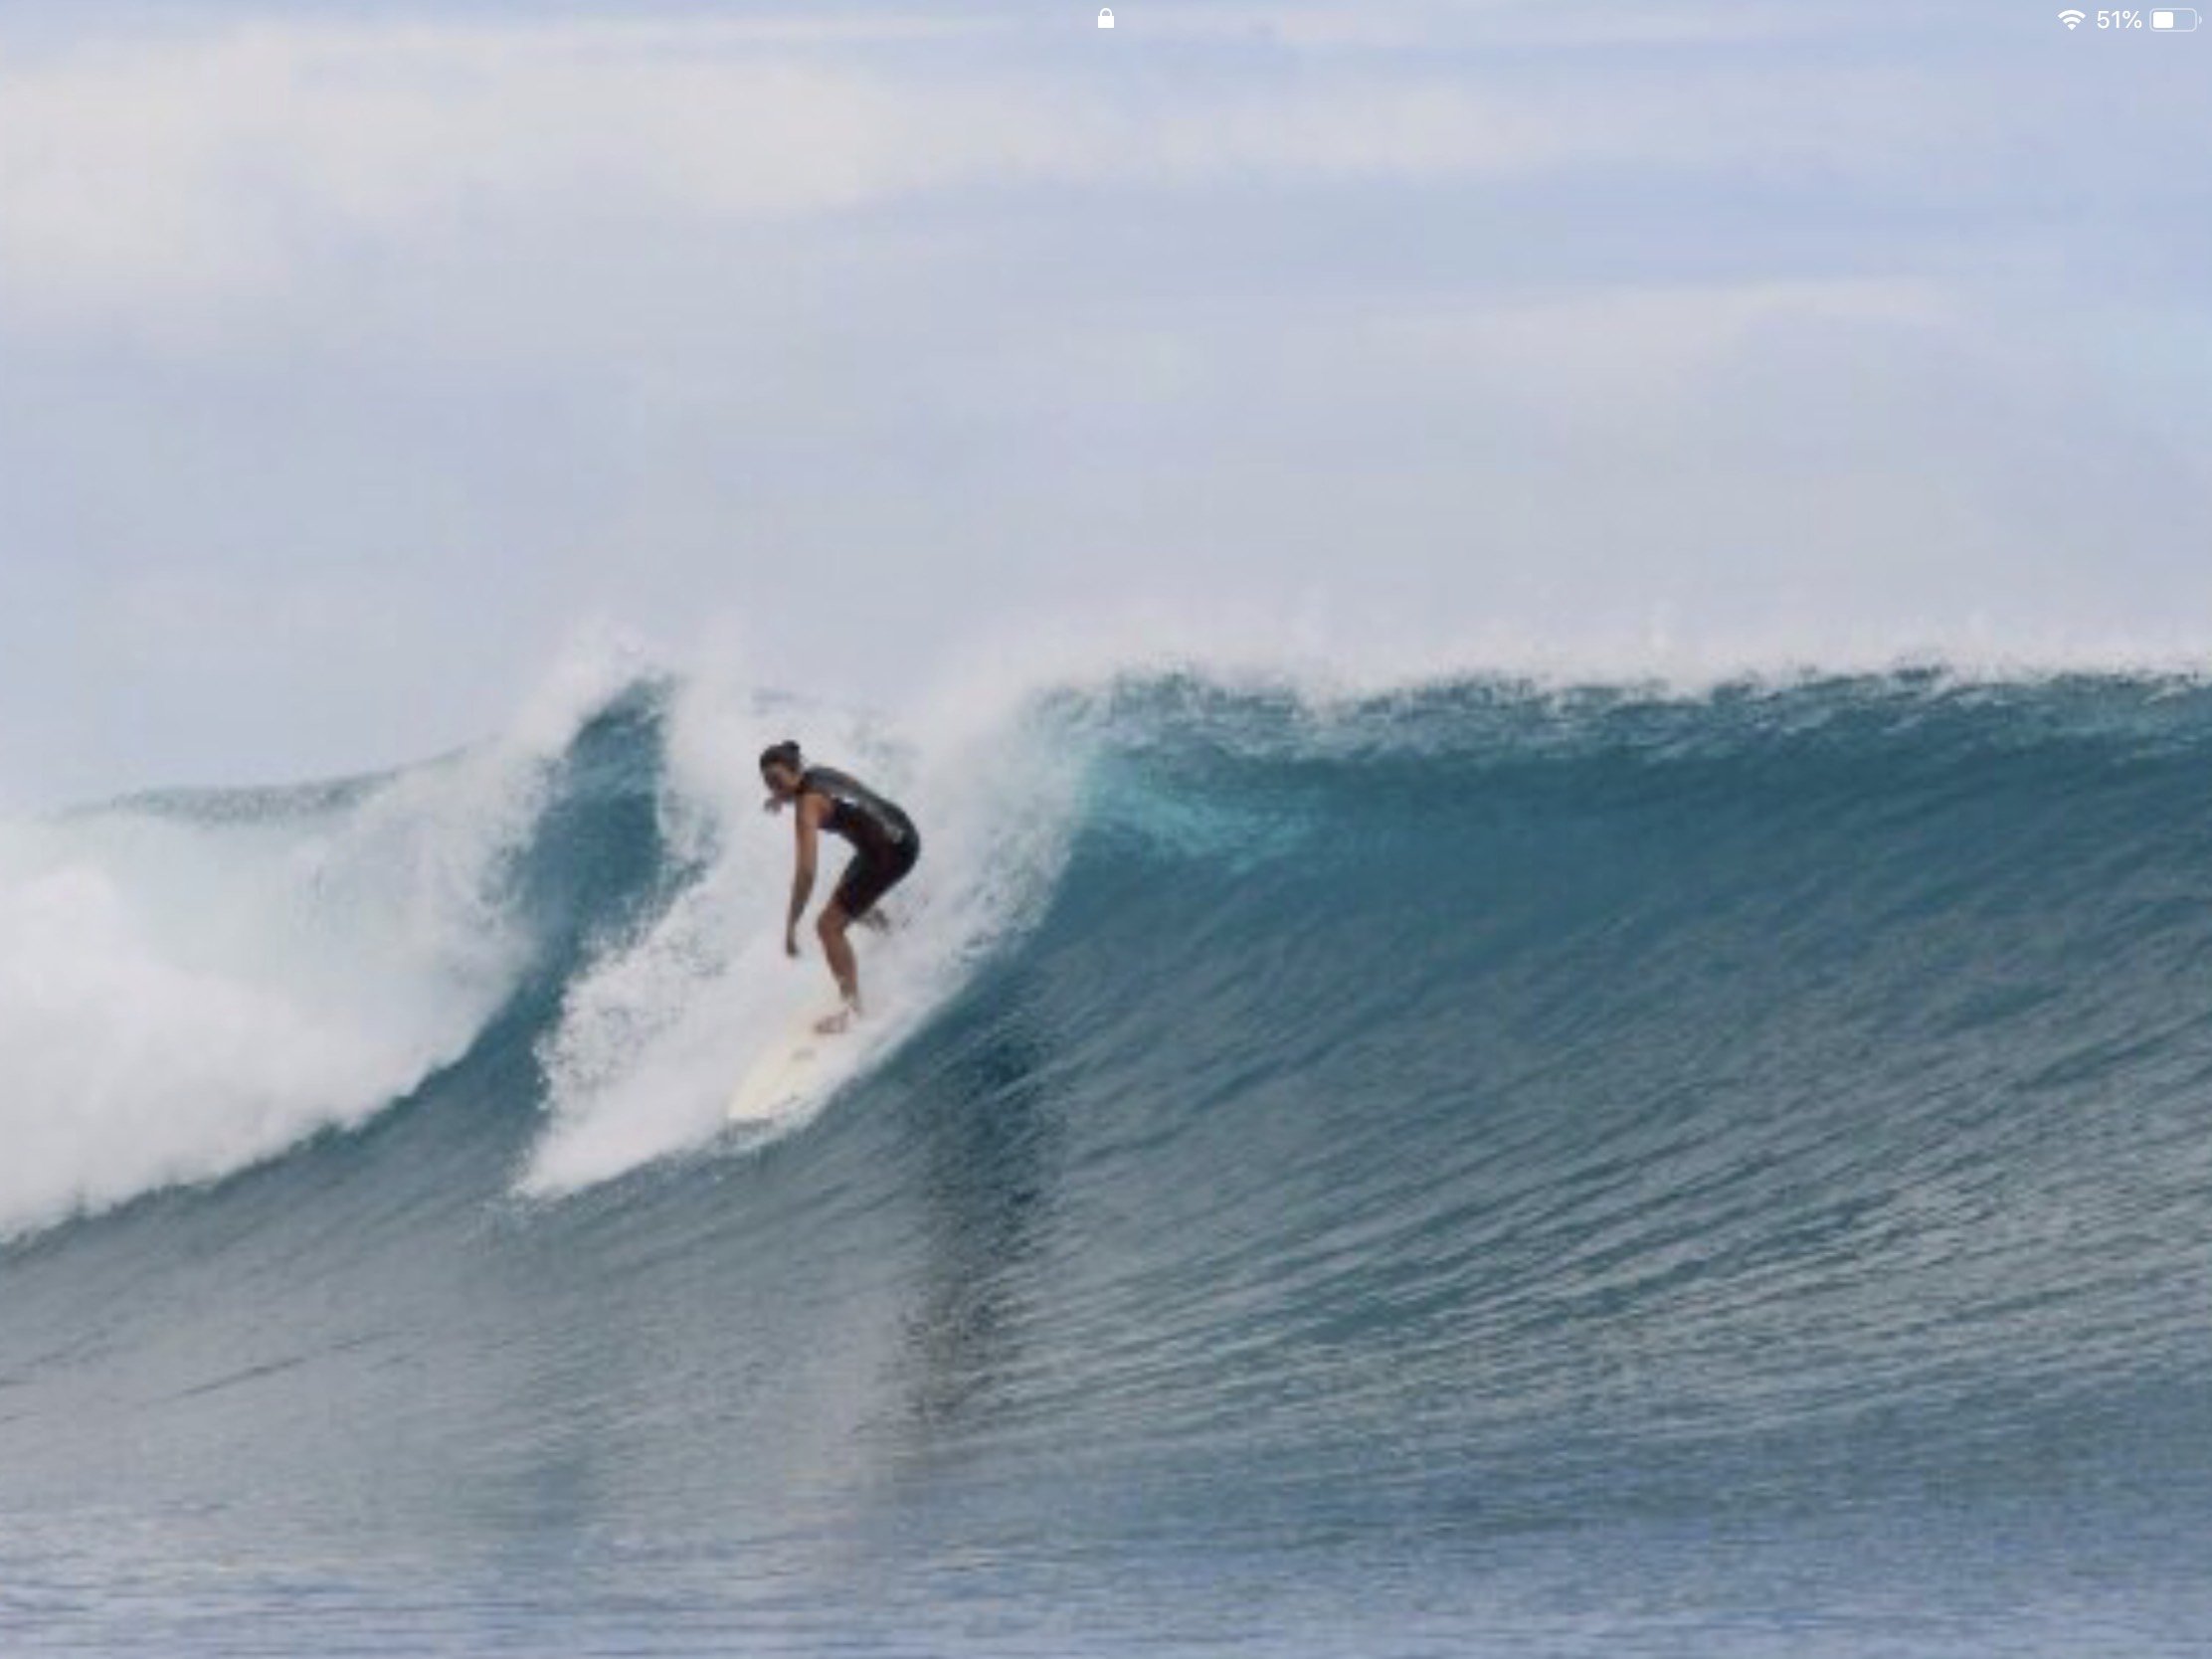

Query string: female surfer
758 741 921 1032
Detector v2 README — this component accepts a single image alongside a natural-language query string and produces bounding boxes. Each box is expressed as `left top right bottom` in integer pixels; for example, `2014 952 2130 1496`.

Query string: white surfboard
726 1008 846 1123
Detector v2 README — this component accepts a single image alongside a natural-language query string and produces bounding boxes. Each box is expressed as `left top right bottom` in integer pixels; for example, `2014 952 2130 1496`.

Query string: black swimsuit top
800 767 916 860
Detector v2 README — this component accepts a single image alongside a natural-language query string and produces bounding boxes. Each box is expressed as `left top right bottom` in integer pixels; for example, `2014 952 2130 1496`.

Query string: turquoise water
3 673 2209 1654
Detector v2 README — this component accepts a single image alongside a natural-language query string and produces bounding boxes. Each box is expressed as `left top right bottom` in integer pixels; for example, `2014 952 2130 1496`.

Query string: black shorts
831 834 919 919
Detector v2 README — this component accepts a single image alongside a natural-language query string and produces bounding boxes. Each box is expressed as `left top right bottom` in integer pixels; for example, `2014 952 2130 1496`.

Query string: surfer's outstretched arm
785 799 823 957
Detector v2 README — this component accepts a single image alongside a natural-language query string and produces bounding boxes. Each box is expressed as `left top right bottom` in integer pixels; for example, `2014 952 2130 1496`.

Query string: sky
0 0 2207 806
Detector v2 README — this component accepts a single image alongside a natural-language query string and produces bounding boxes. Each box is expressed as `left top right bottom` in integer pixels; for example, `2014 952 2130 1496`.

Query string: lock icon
1098 7 1115 26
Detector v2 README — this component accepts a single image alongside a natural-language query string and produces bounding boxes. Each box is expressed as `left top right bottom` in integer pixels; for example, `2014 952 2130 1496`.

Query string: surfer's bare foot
815 1009 856 1035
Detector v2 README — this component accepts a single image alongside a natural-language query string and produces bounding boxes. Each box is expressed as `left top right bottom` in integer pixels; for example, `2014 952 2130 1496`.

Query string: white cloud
1356 278 1959 415
0 12 1971 327
1139 0 1871 49
0 4 2203 804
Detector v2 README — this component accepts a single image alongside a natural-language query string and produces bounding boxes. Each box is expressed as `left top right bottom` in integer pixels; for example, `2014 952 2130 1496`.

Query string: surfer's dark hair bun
759 740 803 773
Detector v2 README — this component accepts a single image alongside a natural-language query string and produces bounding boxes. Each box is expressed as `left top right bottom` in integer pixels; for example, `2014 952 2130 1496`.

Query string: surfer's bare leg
815 903 862 1031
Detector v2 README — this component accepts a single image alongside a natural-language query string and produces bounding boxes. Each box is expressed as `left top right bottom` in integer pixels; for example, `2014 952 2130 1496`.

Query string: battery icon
2150 7 2198 26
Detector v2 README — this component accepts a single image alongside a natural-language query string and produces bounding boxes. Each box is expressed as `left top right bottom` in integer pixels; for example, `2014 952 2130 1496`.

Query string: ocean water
2 670 2209 1655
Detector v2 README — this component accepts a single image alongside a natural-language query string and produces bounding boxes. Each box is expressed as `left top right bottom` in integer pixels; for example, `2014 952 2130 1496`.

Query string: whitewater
2 662 2209 1655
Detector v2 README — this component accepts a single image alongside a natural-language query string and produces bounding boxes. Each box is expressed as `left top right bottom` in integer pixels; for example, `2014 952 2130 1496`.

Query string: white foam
519 669 1078 1197
0 713 579 1238
894 597 2212 718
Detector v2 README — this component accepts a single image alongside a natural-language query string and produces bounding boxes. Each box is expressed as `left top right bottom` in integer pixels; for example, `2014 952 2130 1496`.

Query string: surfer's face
761 760 801 802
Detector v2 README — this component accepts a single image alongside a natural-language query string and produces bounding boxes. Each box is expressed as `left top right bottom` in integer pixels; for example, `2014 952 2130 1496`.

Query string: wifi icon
2059 8 2087 23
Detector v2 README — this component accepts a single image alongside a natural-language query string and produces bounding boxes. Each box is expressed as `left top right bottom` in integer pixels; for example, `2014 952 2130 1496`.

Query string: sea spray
521 673 1080 1194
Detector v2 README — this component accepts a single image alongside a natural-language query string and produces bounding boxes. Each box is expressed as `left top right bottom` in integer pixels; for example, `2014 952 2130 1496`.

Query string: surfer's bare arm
785 798 823 956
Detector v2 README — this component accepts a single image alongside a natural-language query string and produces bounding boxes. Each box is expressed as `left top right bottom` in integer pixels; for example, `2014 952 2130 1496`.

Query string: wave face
3 671 2211 1655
